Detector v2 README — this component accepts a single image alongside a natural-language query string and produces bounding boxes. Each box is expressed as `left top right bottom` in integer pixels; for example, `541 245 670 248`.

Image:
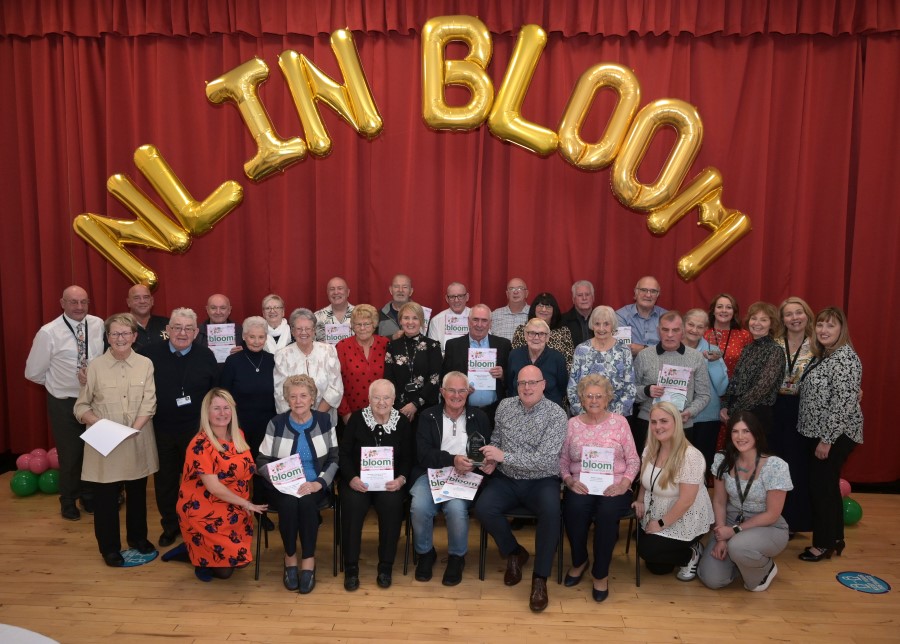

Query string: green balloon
10 470 39 497
843 496 863 525
38 469 60 494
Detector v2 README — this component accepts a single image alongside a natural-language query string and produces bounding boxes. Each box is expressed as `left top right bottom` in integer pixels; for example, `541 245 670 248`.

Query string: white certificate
267 453 308 496
444 314 469 341
467 348 497 391
360 446 393 492
579 446 615 495
613 326 632 346
440 470 483 501
427 466 453 504
206 323 237 363
80 419 139 457
324 323 352 345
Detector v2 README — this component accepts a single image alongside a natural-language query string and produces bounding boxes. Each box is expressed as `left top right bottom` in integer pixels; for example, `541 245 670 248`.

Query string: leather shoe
283 565 299 591
299 568 316 594
415 548 437 582
442 555 465 586
529 577 549 612
592 587 610 602
343 573 360 592
61 504 81 521
103 551 125 567
127 539 157 555
376 571 393 589
158 530 179 548
564 560 589 587
504 547 529 586
80 497 95 514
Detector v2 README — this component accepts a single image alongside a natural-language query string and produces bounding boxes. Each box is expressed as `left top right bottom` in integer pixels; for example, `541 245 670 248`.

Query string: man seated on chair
409 371 492 586
474 365 568 612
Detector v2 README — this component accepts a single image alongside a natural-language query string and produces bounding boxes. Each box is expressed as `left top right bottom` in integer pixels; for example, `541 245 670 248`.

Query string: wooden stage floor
1 472 898 643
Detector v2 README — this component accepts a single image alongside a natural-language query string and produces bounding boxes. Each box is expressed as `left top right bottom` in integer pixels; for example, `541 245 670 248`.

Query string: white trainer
750 563 778 592
676 542 701 581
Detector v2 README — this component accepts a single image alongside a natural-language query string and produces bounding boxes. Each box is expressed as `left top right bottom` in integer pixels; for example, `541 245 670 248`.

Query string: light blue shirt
615 303 667 347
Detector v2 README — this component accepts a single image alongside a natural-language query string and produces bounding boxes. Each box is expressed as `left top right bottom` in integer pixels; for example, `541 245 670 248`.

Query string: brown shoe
529 577 548 612
503 547 529 586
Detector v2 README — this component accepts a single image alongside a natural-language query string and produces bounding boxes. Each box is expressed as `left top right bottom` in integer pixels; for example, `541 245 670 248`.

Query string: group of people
23 274 863 609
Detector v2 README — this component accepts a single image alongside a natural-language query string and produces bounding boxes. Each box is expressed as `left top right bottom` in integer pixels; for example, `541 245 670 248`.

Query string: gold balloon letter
488 24 558 156
421 16 493 130
558 63 641 170
73 145 244 289
206 57 307 181
646 167 752 281
279 29 383 157
611 98 703 211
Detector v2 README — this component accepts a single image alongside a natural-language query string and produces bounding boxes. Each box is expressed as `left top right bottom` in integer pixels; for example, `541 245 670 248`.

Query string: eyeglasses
293 327 314 334
169 326 196 334
534 303 553 310
353 321 374 328
525 331 548 339
507 286 526 293
107 331 134 339
517 379 545 388
583 393 607 400
64 299 90 306
447 294 468 301
371 395 394 403
636 288 660 295
264 305 284 311
442 388 469 396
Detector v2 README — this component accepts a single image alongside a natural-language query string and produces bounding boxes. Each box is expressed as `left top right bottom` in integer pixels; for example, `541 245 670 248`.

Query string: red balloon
839 478 852 498
16 453 32 470
29 454 50 475
30 448 48 458
48 451 60 469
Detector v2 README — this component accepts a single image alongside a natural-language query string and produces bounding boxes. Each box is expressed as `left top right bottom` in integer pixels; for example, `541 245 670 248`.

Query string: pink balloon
839 478 852 498
48 451 60 469
29 454 50 475
48 447 58 456
16 454 32 470
30 448 48 458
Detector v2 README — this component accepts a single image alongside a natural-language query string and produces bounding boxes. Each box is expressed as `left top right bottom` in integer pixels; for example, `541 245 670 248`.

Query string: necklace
244 351 263 373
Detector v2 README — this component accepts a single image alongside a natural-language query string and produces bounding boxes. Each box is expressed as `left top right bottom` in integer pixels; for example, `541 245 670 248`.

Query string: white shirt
273 341 344 426
427 307 470 353
25 314 105 398
440 413 468 455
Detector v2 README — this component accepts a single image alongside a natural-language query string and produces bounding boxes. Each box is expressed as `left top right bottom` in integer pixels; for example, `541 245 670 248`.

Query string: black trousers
93 478 148 555
629 416 649 457
637 529 697 574
687 420 720 474
563 488 632 580
339 482 405 569
154 430 193 534
46 394 91 506
272 488 327 559
806 433 857 548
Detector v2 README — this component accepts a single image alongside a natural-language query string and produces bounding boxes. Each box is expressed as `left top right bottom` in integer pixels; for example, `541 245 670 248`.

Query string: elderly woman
704 293 752 378
698 411 792 592
567 305 636 416
274 308 344 427
797 307 863 561
74 313 158 567
682 308 729 468
560 375 639 602
340 379 412 591
383 302 442 424
721 302 786 434
508 318 568 406
773 297 816 534
177 389 267 581
256 375 338 592
262 294 292 354
336 304 389 423
632 402 714 580
512 292 575 370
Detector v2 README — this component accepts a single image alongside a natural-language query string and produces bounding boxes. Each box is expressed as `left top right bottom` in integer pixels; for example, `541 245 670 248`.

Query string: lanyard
713 328 732 360
733 453 761 523
646 453 663 513
784 338 804 376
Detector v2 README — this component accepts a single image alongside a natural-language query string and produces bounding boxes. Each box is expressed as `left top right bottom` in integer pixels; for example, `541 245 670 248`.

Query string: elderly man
314 276 355 343
490 277 529 341
474 365 568 612
25 285 105 520
197 293 243 362
560 280 595 346
615 276 667 357
427 282 471 353
125 284 168 349
141 308 218 546
443 304 511 426
410 371 491 586
632 311 711 453
378 274 414 339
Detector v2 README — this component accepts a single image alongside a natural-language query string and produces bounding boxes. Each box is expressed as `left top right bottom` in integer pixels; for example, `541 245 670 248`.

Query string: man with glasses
615 275 667 357
474 365 568 612
378 274 415 339
26 285 105 520
125 284 168 349
141 308 218 547
491 278 529 341
314 276 355 342
443 304 511 426
427 282 471 353
409 371 492 586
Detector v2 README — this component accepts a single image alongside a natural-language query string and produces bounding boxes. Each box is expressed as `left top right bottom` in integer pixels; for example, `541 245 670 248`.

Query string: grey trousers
697 513 789 590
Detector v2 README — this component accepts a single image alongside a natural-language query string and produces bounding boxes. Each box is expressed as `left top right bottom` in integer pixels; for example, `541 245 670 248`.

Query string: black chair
621 505 641 587
478 505 565 584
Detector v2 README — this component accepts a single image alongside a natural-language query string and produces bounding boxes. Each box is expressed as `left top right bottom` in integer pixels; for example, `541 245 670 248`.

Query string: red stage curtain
1 1 897 481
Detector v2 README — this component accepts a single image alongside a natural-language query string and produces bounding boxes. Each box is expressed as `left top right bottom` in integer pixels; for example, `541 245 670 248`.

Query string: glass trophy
467 431 486 467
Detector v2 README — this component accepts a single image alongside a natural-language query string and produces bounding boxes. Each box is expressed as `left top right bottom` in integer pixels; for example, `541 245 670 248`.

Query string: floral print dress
177 432 256 568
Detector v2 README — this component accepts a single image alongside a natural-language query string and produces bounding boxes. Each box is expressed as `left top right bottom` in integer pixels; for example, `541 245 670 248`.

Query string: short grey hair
442 371 469 388
571 280 595 298
368 379 396 398
589 305 618 332
289 308 316 328
169 308 198 325
242 315 268 337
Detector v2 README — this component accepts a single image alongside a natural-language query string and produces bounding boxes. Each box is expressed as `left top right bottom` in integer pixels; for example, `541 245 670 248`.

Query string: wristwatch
657 518 665 527
732 524 741 533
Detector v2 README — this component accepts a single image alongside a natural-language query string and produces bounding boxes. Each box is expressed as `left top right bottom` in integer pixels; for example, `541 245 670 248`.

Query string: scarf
265 318 291 354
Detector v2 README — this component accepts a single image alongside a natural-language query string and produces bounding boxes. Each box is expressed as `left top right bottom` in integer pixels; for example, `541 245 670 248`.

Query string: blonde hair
641 402 690 490
199 388 250 453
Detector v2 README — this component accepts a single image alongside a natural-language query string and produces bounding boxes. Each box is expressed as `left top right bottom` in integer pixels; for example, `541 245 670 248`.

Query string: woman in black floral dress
384 301 442 426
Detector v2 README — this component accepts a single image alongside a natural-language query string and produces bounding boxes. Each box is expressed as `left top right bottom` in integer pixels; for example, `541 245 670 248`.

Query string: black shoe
376 563 393 589
344 566 360 592
158 530 179 548
103 551 124 567
564 560 589 587
592 587 610 602
80 497 95 514
61 503 81 521
442 555 465 586
127 539 157 555
415 548 437 582
283 565 299 591
261 515 275 532
299 568 316 594
798 546 835 562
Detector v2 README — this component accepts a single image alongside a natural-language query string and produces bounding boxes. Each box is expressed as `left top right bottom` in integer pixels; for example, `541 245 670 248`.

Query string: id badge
176 395 192 407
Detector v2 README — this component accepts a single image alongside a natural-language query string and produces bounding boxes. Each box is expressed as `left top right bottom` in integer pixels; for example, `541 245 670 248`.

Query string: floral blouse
774 336 814 396
798 344 863 445
723 336 786 413
384 333 442 410
512 324 575 372
567 340 636 415
711 452 793 514
559 413 640 486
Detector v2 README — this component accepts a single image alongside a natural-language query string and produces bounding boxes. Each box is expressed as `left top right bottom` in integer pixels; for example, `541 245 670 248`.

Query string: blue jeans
409 474 471 556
